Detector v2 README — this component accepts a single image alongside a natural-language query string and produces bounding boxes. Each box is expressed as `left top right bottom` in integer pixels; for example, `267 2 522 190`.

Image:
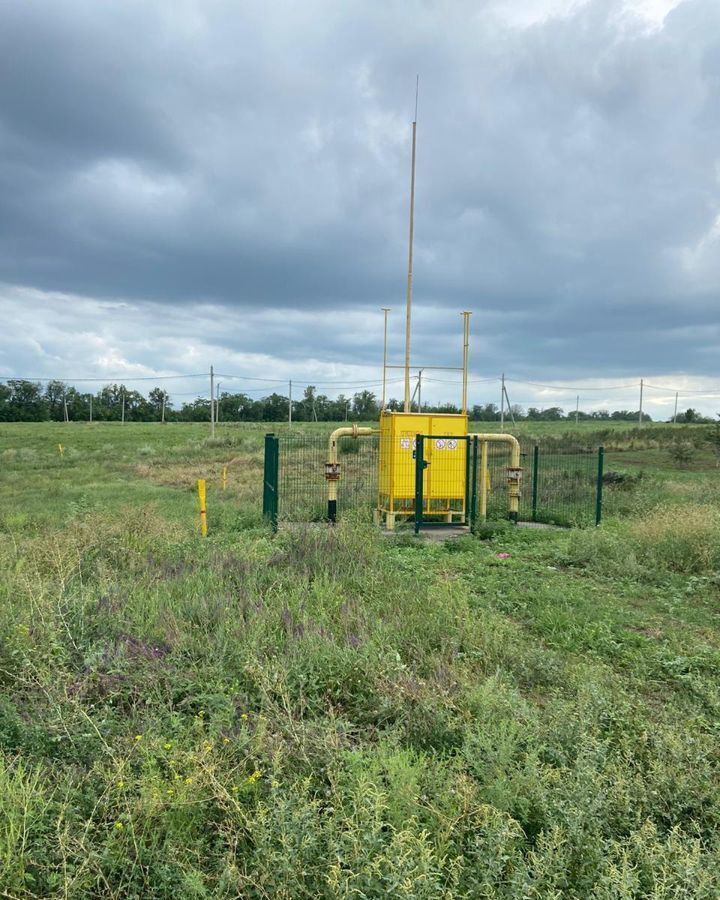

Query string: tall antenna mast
403 76 419 413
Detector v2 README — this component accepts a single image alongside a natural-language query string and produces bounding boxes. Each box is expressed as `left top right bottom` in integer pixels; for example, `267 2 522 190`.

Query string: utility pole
504 380 516 426
161 394 166 424
288 380 292 428
210 366 215 438
121 389 125 425
500 373 506 432
417 369 423 412
89 394 93 424
673 391 678 424
381 308 390 411
403 78 419 413
638 379 644 427
575 395 580 425
64 400 69 423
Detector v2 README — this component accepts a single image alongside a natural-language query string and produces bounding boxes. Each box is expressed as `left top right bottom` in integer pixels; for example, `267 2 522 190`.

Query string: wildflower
134 735 142 742
163 742 172 750
247 770 262 784
496 552 511 559
116 780 125 789
222 737 230 744
114 821 124 831
184 777 193 784
231 785 240 794
166 789 174 796
240 713 249 721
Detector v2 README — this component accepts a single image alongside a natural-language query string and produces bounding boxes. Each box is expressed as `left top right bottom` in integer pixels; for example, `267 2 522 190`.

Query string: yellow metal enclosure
376 411 468 529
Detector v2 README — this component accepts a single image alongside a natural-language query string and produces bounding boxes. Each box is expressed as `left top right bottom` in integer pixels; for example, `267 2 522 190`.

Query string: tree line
17 379 719 423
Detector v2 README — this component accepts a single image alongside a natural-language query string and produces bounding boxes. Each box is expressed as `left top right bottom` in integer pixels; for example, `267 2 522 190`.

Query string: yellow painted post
197 479 208 536
57 443 64 458
479 441 488 520
222 466 227 491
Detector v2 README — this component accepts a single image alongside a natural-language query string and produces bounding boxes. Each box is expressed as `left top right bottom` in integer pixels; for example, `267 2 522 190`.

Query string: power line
505 378 638 391
644 382 720 395
1 373 207 382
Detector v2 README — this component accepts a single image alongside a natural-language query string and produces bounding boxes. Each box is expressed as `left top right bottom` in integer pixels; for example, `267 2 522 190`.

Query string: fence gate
412 434 477 533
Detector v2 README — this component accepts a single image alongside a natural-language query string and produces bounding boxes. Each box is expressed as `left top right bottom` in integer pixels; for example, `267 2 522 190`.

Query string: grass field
1 421 720 898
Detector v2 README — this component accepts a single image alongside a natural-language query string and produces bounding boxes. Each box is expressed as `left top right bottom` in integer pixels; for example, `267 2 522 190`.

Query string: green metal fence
263 431 380 528
481 440 602 527
263 431 604 530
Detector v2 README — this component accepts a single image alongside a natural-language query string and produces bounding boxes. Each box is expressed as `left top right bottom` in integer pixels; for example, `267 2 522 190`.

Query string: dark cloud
1 0 720 412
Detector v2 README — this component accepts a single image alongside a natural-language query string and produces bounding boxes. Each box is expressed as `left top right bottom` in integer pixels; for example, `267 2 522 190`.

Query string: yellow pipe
468 433 522 522
461 311 470 415
326 425 378 522
479 440 488 520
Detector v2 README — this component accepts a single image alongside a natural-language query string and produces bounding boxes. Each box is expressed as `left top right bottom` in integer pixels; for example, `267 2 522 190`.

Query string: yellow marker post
57 443 64 458
197 479 208 536
222 466 227 491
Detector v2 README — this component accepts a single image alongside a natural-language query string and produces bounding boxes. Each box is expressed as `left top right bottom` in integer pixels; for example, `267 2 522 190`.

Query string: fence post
414 434 424 535
531 445 539 522
263 433 279 531
470 436 478 533
595 446 604 526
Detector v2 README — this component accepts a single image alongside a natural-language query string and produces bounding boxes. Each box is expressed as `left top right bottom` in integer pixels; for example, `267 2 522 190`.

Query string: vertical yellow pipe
197 479 207 536
403 89 418 413
461 311 471 415
57 443 64 458
381 307 390 411
222 466 227 491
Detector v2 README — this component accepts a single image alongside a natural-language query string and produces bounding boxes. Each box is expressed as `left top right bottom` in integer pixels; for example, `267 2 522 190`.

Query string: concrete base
516 521 563 530
383 525 471 542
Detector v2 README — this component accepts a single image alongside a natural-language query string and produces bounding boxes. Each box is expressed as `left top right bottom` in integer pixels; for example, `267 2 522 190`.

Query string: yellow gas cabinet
376 411 468 528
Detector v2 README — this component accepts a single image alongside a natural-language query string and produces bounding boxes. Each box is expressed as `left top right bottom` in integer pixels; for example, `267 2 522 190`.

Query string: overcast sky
1 0 719 416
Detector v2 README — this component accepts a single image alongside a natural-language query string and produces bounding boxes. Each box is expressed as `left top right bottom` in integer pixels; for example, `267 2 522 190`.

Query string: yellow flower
222 737 230 744
163 742 172 750
116 780 125 789
134 735 142 742
184 777 193 784
240 713 249 721
231 785 239 793
114 821 124 831
166 789 174 796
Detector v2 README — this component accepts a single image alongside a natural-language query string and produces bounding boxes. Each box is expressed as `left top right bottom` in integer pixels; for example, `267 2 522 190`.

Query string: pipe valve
506 466 522 498
325 462 341 481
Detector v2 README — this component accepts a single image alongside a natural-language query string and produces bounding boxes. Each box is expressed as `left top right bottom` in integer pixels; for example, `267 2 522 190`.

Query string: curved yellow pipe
468 432 522 521
326 425 378 521
468 433 520 466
